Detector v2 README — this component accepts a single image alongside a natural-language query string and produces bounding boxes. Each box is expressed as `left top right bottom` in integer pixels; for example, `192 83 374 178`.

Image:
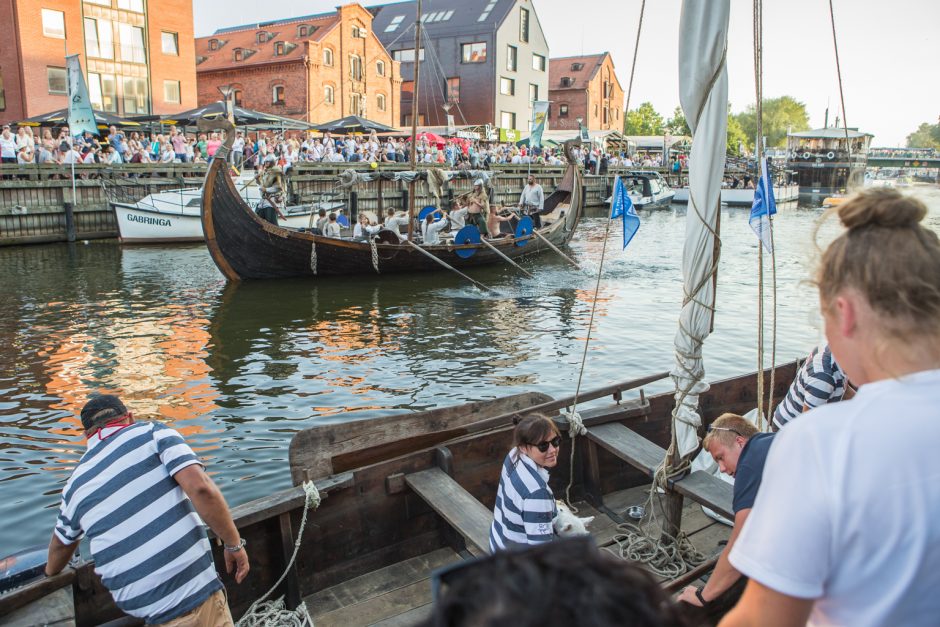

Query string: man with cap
44 395 249 625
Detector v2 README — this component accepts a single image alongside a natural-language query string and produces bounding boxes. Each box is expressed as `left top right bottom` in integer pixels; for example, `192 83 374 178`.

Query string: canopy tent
514 136 561 148
313 115 396 134
135 101 313 130
16 108 143 131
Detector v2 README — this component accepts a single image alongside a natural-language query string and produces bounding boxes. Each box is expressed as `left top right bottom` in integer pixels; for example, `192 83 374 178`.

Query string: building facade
547 53 623 132
369 0 549 133
195 4 401 127
0 0 197 123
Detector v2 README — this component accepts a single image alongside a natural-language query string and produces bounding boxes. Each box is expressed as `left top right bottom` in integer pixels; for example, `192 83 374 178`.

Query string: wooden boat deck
306 486 731 627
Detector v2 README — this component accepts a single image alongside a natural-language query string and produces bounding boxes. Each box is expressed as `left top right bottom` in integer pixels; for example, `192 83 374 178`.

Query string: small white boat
672 183 799 205
113 183 341 243
607 171 676 209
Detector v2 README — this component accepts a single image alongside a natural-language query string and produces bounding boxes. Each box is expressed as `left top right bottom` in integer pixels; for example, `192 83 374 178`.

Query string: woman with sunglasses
721 189 940 627
489 414 562 552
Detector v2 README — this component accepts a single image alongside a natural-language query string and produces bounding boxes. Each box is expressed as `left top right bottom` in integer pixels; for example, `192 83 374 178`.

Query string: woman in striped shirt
489 415 561 551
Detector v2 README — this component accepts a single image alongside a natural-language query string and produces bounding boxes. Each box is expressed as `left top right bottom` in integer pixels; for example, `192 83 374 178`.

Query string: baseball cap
80 394 128 431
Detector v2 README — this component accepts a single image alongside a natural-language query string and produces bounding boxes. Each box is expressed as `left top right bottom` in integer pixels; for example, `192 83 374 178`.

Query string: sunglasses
532 435 562 453
706 425 744 437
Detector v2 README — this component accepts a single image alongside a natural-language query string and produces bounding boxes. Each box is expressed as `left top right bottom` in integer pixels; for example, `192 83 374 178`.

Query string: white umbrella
671 1 730 459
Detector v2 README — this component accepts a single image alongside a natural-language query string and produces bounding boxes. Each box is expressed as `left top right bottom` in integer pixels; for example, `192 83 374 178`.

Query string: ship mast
406 0 423 241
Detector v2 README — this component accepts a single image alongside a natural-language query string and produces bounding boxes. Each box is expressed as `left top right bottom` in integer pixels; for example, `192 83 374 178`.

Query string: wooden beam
0 569 75 618
225 472 354 530
586 422 666 478
672 471 734 521
405 468 492 555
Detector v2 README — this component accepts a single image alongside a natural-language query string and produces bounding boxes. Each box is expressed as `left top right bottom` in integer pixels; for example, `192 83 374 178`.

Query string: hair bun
838 189 927 230
511 415 521 426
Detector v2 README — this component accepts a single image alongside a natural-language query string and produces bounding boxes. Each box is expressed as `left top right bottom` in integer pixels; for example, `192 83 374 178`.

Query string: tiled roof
368 0 516 43
548 53 609 90
196 13 338 72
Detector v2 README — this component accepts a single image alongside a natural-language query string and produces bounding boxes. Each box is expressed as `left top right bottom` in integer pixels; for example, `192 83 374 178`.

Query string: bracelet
224 538 247 552
695 587 708 605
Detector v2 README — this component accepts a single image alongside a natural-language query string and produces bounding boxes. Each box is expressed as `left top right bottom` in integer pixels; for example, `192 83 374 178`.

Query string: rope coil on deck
235 481 321 627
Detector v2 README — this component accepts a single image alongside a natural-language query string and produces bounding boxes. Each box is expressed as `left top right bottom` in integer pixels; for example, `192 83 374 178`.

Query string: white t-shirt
729 368 940 627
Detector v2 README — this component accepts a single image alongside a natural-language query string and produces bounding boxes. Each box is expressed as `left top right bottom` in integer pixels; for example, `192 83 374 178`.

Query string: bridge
866 156 940 169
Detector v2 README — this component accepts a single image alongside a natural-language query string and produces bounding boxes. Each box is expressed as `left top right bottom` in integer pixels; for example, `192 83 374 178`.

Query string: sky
193 0 939 146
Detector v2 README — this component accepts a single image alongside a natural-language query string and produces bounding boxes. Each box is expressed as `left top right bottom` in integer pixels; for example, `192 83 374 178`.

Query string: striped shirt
489 448 557 551
773 345 847 429
55 422 221 624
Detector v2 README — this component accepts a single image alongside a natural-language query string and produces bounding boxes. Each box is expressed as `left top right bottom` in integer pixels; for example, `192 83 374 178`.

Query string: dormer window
571 63 584 71
234 48 243 62
298 25 308 37
274 42 285 56
209 39 219 51
561 77 573 87
256 31 269 44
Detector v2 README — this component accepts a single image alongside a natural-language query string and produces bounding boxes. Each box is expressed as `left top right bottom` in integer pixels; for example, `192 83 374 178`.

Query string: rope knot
565 408 587 438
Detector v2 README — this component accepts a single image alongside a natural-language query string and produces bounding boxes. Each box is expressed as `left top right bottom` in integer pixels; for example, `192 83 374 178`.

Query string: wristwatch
695 587 708 605
224 538 247 552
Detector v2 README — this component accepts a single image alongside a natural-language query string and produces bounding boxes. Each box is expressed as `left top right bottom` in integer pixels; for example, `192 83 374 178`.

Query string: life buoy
826 151 835 160
802 152 811 159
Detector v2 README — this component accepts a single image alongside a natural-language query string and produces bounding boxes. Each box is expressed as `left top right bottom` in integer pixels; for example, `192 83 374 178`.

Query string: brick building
369 0 549 133
195 4 401 127
0 0 198 124
547 52 624 132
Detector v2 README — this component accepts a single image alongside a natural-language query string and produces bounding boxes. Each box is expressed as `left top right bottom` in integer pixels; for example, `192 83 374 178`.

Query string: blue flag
610 175 640 249
749 157 777 253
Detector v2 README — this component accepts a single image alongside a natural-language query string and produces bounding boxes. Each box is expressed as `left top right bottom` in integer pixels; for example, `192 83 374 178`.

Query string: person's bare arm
45 534 79 576
719 579 814 627
678 509 749 605
174 464 250 583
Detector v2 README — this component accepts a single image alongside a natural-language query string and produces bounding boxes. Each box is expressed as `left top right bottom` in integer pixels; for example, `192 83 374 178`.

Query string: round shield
453 225 481 258
418 205 439 221
514 216 534 246
337 214 350 227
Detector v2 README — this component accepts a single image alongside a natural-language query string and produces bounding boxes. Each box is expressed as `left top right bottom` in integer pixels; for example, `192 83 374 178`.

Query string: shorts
151 589 233 627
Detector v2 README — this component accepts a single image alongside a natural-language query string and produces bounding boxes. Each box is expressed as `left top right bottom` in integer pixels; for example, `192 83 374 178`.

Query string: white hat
473 179 483 186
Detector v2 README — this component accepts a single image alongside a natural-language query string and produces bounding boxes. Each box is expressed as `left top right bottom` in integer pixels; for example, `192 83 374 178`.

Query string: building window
123 76 148 114
594 104 598 117
324 84 334 104
256 31 268 44
446 77 460 103
234 49 243 62
161 31 179 55
392 48 424 63
571 62 583 71
88 72 116 112
559 104 569 117
85 0 111 5
402 80 414 102
532 53 546 72
0 71 6 111
275 42 285 56
377 93 386 112
560 76 573 87
478 0 497 22
42 9 65 39
47 67 67 94
323 48 333 66
118 23 146 64
117 0 144 12
349 55 362 81
273 85 285 105
499 77 515 96
84 18 112 59
529 83 538 104
500 111 516 130
461 42 487 63
350 93 362 116
298 25 308 37
603 107 609 125
233 89 242 106
209 38 219 51
376 60 385 76
507 45 517 72
519 8 530 42
385 15 405 32
163 80 180 104
352 25 365 38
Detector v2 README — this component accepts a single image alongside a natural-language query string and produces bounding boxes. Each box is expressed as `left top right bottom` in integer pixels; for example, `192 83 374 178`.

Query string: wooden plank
672 471 735 521
314 579 431 627
278 512 302 610
587 422 666 477
0 569 75 618
370 603 431 626
225 472 354 529
0 586 75 627
553 397 651 432
405 468 492 555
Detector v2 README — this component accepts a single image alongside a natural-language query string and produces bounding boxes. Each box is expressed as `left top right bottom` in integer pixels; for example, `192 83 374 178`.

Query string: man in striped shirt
44 395 249 625
772 344 854 430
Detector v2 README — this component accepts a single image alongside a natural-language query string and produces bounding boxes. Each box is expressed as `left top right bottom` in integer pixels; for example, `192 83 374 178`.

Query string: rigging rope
236 482 321 627
752 0 769 430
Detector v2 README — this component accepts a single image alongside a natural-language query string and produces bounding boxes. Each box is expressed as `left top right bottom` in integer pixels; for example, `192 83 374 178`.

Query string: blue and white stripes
773 345 847 428
490 448 557 551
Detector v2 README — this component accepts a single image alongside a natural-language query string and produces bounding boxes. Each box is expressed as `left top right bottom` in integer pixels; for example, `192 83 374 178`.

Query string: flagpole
64 42 78 216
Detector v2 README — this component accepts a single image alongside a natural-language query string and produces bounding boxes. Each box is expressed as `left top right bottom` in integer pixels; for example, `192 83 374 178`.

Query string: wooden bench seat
586 422 666 477
672 470 734 521
405 468 492 555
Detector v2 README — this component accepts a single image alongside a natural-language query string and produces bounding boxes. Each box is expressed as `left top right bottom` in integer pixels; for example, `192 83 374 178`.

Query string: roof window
479 0 497 22
385 15 405 32
571 63 584 71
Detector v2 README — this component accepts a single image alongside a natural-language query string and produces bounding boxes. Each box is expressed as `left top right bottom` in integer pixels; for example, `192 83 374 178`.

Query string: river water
1 189 938 554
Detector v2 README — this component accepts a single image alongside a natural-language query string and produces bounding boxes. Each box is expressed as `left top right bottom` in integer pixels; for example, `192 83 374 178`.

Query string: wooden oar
404 239 493 292
533 229 581 269
331 370 670 473
480 238 534 278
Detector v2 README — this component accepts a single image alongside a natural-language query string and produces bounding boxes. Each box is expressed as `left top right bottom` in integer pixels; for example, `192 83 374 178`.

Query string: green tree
906 122 940 149
733 96 811 149
665 106 691 136
727 114 748 156
624 102 665 136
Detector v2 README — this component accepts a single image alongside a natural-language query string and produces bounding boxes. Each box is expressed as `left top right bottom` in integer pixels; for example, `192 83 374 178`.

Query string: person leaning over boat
678 414 773 609
720 189 940 627
45 395 249 626
490 415 561 551
772 343 853 430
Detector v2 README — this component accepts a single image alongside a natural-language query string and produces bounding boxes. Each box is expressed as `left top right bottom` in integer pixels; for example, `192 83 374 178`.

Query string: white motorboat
672 183 799 205
606 171 676 209
113 183 341 243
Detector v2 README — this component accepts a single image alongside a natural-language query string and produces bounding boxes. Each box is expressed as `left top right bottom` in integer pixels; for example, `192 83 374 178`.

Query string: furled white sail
672 1 730 458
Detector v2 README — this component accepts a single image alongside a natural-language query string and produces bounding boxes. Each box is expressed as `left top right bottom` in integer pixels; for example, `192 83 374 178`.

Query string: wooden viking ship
0 363 797 626
198 120 583 282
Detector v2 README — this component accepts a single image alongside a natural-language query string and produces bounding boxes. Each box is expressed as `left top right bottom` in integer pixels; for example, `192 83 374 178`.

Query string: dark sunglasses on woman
534 436 562 453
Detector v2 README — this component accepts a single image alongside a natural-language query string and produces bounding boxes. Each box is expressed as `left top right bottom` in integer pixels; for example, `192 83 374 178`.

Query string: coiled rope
236 481 321 627
309 242 318 276
370 237 380 274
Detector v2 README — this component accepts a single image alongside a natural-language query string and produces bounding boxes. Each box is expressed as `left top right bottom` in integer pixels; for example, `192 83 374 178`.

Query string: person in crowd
107 126 124 163
383 208 410 238
254 190 284 226
772 343 853 430
36 143 56 164
490 414 561 551
449 198 469 231
195 133 208 161
421 210 448 245
424 537 692 627
59 141 81 165
314 208 329 233
678 414 772 609
353 214 381 241
465 179 490 236
160 141 176 163
170 126 187 163
44 394 249 625
231 131 245 168
323 213 342 238
0 125 18 164
206 133 222 161
721 189 940 627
